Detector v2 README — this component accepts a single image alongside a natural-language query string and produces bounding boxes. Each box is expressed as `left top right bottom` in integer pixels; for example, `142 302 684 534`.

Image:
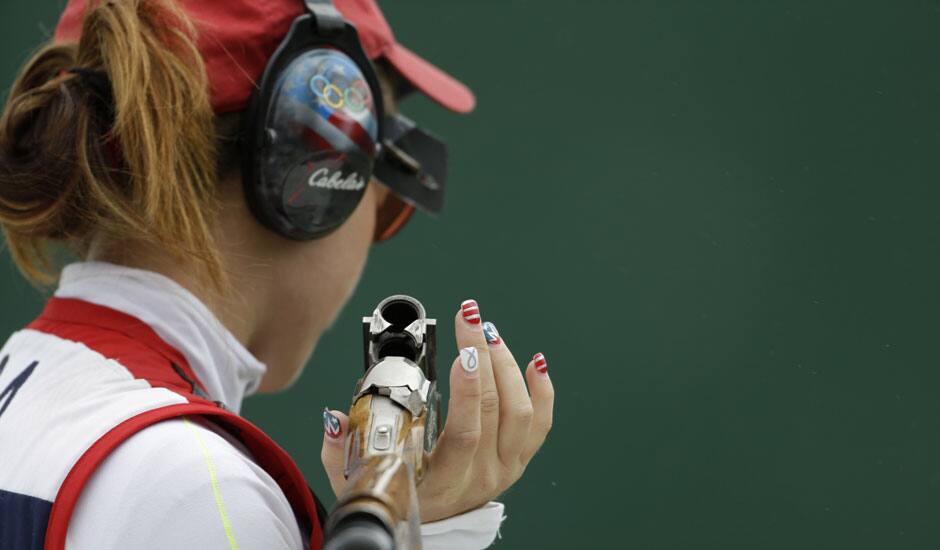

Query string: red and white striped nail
533 352 548 375
461 299 481 325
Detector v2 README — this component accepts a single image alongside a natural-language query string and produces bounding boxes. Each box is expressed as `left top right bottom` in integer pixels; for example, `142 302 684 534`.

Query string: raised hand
321 299 555 522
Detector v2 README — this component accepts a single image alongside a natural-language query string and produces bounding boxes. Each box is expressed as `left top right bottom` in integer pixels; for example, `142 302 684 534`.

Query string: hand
321 299 555 522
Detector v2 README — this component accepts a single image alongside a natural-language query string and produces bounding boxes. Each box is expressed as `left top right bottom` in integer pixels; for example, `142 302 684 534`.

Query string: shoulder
67 417 305 550
0 329 188 500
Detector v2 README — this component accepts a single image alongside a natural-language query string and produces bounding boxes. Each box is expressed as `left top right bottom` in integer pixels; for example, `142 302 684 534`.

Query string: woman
0 0 554 549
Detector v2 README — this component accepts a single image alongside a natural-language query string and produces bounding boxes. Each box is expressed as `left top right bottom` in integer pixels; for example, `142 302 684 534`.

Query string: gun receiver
324 295 441 550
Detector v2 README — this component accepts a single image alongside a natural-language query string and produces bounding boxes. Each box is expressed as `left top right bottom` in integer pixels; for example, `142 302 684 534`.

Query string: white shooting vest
0 297 326 549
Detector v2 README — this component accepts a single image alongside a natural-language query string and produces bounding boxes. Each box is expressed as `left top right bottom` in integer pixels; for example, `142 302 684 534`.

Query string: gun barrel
323 515 394 550
324 295 441 550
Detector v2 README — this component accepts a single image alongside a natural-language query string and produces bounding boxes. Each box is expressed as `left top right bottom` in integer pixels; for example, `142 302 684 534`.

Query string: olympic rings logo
309 74 371 113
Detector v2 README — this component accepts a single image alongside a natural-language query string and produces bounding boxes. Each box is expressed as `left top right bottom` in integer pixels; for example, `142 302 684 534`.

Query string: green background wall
3 1 940 548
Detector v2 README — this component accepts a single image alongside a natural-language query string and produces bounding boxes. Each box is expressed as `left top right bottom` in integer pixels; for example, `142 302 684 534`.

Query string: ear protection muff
242 1 385 240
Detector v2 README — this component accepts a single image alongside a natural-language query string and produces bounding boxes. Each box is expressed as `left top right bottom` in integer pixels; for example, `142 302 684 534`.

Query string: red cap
53 0 475 115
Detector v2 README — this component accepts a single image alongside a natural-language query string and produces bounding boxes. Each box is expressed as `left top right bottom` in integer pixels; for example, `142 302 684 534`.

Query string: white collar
55 261 266 414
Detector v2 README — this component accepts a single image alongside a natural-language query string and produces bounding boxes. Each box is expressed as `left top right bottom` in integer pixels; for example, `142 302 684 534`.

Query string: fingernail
482 321 501 345
533 353 548 376
459 346 479 376
323 408 342 439
461 299 481 325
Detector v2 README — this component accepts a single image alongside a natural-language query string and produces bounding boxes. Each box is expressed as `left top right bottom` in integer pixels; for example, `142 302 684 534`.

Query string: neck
80 174 371 393
84 234 281 385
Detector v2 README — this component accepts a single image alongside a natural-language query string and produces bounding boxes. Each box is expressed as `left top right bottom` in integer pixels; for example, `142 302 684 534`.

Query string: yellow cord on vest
183 416 239 550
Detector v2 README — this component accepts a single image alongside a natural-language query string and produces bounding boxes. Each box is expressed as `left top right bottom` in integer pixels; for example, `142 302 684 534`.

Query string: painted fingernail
533 353 548 376
323 408 342 439
459 346 479 376
482 322 501 345
461 299 481 325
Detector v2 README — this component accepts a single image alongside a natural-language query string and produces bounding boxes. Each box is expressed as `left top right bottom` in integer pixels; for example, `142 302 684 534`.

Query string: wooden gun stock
327 395 425 548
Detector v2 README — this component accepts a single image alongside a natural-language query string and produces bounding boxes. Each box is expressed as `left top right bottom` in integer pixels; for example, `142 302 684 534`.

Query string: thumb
320 408 349 497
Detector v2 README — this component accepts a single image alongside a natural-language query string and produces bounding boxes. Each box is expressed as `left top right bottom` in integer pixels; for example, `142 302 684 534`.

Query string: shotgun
324 295 442 550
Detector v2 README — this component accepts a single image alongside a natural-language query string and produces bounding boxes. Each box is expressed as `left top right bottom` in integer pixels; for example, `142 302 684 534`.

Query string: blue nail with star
483 321 501 345
323 408 342 439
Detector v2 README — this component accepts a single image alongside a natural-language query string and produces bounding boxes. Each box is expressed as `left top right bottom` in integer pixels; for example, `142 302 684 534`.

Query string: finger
430 349 483 477
455 299 499 457
521 353 554 464
320 408 349 497
482 321 533 465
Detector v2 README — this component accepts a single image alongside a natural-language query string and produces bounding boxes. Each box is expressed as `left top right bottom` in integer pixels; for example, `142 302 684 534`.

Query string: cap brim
384 43 476 114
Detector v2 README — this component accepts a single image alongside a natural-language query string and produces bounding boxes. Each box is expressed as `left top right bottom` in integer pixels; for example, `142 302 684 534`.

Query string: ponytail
0 0 225 288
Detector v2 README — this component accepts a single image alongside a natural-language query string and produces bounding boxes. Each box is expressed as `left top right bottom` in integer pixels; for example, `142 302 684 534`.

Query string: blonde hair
0 0 224 288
